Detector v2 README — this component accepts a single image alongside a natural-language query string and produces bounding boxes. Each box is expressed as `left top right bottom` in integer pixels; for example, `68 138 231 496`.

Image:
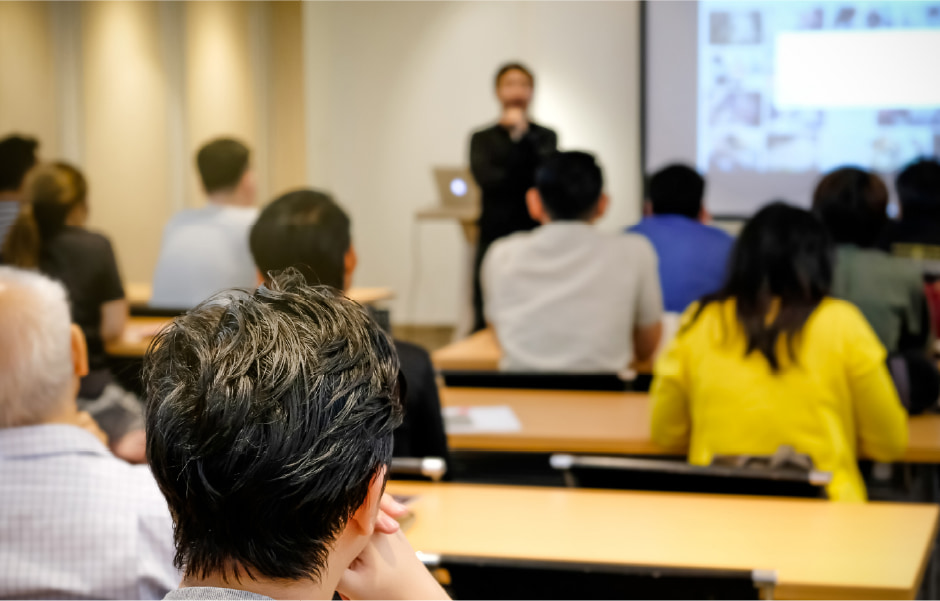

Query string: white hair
0 267 74 427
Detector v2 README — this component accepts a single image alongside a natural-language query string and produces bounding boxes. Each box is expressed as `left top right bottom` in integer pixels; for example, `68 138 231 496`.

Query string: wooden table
389 481 939 600
107 286 395 358
440 387 940 464
125 282 394 308
432 329 654 374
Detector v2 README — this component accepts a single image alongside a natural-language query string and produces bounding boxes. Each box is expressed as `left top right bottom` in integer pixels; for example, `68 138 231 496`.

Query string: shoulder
617 231 658 260
488 230 532 257
811 297 872 329
471 124 500 139
393 339 432 366
62 228 115 254
529 122 557 137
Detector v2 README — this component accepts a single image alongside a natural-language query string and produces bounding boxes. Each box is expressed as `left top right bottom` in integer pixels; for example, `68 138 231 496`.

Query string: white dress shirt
0 424 179 600
482 222 663 373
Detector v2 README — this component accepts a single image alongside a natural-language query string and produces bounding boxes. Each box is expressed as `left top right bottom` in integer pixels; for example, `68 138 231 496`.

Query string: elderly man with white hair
0 266 178 599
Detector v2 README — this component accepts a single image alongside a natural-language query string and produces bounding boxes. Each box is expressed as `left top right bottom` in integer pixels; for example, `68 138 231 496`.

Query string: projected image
697 1 940 178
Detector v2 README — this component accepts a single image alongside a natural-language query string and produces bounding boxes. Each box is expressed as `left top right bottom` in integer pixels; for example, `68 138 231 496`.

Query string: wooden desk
125 282 394 308
389 481 938 600
105 316 171 357
441 387 940 464
432 329 654 374
416 204 479 243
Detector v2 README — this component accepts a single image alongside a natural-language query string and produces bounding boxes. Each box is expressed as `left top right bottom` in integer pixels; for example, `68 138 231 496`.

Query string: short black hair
896 157 940 219
250 189 351 289
812 166 888 247
535 151 604 221
196 138 250 194
647 164 705 219
495 62 535 88
144 270 404 582
0 135 39 192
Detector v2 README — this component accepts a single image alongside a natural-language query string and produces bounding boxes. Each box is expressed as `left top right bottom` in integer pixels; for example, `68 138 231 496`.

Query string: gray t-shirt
151 204 259 308
482 222 663 372
164 587 272 600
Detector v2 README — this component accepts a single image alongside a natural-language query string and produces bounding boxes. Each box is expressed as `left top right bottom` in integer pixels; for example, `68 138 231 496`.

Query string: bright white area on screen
775 30 940 108
450 177 468 197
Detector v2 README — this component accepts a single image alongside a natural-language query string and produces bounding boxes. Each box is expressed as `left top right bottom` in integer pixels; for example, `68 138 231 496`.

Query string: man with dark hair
151 137 258 308
482 151 663 372
0 134 39 251
469 62 558 332
144 272 449 600
880 158 940 263
250 190 450 463
627 164 733 313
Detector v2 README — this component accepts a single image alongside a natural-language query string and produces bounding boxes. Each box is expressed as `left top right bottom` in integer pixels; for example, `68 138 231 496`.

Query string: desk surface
125 282 394 308
440 387 940 464
432 329 654 374
389 481 938 600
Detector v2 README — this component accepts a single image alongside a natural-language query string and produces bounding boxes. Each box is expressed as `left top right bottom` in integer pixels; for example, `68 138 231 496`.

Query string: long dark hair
3 162 87 268
689 202 834 371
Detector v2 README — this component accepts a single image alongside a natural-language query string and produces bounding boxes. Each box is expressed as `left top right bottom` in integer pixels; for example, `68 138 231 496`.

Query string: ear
256 269 266 287
591 193 610 223
343 244 358 291
643 201 653 217
699 207 711 224
350 465 386 536
70 324 89 380
526 188 548 224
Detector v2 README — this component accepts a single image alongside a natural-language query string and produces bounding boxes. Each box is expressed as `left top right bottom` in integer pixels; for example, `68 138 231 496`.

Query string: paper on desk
443 405 522 434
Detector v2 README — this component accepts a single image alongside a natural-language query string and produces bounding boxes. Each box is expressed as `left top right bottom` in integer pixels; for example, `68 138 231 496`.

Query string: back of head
812 166 888 247
0 267 74 427
896 158 940 220
2 162 87 268
702 202 833 370
196 138 251 194
143 269 403 582
249 189 350 289
535 151 604 221
0 135 39 193
647 164 705 219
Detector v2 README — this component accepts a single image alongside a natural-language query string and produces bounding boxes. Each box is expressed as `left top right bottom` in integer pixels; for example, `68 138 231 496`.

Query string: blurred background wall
0 0 639 326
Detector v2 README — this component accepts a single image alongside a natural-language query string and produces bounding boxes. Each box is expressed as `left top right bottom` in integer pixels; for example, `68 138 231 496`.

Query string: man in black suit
469 63 558 332
249 189 450 464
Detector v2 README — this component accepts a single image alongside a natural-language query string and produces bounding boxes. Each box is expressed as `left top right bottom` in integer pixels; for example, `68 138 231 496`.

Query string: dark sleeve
470 129 513 190
95 235 125 304
395 341 451 463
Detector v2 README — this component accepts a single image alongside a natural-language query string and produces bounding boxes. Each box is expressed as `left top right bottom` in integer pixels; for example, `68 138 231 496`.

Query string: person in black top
2 162 145 462
880 158 940 260
469 63 558 331
249 189 451 465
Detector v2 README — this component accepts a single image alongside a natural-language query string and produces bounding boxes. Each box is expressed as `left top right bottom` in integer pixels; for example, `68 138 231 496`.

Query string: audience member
483 151 663 372
0 135 39 252
628 164 733 313
469 62 558 332
813 166 939 413
651 202 908 502
151 138 258 308
0 267 177 598
880 158 940 262
2 162 145 462
249 190 450 462
144 272 449 600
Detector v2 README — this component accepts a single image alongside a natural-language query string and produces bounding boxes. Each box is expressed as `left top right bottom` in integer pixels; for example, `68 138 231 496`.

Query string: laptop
433 167 480 208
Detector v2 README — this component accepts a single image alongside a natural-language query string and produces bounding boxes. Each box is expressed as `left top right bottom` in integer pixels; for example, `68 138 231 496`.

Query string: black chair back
441 370 631 391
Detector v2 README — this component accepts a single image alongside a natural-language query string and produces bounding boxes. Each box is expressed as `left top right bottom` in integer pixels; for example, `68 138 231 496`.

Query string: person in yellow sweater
650 202 908 502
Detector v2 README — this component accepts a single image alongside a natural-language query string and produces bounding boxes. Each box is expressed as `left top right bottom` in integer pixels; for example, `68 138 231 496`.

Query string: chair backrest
131 305 188 318
440 370 631 391
550 454 831 499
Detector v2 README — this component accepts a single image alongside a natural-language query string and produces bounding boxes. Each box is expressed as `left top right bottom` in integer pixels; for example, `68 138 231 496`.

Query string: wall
0 1 307 285
303 1 642 325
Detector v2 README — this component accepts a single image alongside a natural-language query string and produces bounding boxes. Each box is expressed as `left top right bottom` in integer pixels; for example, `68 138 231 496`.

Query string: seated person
628 164 733 313
880 158 940 261
651 202 908 502
0 267 177 598
3 162 145 462
151 138 258 308
813 166 939 413
0 134 39 252
482 150 663 372
249 190 449 462
143 272 449 600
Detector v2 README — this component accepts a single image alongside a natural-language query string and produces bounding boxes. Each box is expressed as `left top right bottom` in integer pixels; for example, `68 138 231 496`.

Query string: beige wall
0 1 307 285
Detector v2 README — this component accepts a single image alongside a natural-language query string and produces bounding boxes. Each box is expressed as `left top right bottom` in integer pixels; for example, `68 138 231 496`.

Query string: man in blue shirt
627 164 733 313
